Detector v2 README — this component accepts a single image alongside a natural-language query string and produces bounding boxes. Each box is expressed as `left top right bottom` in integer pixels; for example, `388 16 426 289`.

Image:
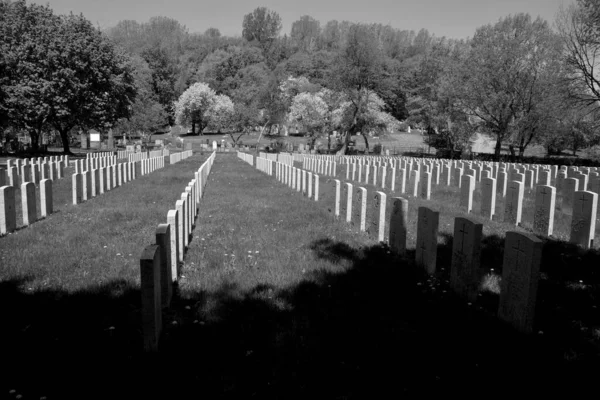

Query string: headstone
82 170 91 201
533 185 556 236
156 224 172 308
480 177 497 220
420 171 432 200
389 197 408 256
561 178 579 214
167 210 180 278
40 179 53 217
345 183 353 223
450 217 483 302
21 182 36 226
454 167 463 188
140 244 162 352
504 181 524 226
497 170 508 197
353 187 367 232
410 170 420 197
0 186 17 234
72 173 83 204
371 191 386 242
175 200 185 261
415 206 439 275
498 232 542 334
460 175 475 213
570 190 598 249
333 179 341 217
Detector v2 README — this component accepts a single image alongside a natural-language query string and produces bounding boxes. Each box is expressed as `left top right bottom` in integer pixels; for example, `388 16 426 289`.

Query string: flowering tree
207 94 235 133
288 92 328 147
173 82 216 135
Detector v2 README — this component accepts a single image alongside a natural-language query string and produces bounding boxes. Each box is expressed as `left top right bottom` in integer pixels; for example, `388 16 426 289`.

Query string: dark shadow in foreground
1 236 599 400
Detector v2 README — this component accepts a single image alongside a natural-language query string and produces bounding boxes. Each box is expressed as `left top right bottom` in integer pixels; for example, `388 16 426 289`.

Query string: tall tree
0 1 136 153
331 23 391 154
556 0 600 107
290 15 320 52
242 7 282 47
449 13 563 159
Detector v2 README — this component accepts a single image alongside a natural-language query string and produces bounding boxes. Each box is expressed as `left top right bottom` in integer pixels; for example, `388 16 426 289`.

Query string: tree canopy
0 0 136 153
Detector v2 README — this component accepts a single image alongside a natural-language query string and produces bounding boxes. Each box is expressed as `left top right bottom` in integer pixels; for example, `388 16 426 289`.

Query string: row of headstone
275 160 319 201
140 151 216 352
75 157 116 174
237 152 254 166
303 158 337 177
149 149 169 159
320 153 599 250
2 159 65 188
140 157 165 176
72 162 137 205
169 150 193 164
128 152 149 163
6 155 69 171
1 179 53 235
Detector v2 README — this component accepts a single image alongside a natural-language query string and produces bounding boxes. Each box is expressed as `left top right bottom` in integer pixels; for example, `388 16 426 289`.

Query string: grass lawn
1 153 598 399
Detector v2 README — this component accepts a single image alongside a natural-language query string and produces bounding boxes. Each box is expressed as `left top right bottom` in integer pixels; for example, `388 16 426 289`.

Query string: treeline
2 1 600 158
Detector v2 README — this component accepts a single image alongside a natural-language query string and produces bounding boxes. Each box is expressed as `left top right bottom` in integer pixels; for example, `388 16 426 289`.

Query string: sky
27 0 573 39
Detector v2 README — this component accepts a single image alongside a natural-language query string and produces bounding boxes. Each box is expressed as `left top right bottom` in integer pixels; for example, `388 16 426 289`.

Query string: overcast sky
28 0 573 39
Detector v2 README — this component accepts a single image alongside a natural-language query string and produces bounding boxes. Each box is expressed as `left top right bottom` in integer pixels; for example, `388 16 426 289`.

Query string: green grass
0 153 598 399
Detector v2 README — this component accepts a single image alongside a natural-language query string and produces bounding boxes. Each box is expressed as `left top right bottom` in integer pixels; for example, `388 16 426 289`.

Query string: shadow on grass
2 235 599 399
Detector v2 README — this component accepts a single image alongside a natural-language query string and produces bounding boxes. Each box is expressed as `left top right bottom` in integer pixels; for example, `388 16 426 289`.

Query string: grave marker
0 186 16 234
498 232 542 334
415 206 439 275
460 175 475 213
450 217 483 302
533 185 556 236
480 177 496 219
40 179 53 217
156 224 173 308
570 190 598 249
167 210 180 278
504 181 524 226
140 245 162 352
389 197 408 256
21 182 36 226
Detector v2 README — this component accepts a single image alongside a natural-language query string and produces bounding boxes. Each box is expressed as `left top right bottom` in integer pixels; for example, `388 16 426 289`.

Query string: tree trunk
494 138 502 160
192 121 196 135
28 130 40 153
361 132 370 153
58 128 73 154
256 123 269 154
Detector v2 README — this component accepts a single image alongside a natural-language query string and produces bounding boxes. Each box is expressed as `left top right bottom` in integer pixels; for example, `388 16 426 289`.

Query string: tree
242 7 282 47
288 92 328 147
556 0 600 108
331 23 391 154
173 82 217 135
141 46 177 124
206 94 235 133
290 15 320 52
114 55 167 140
449 14 563 159
0 1 136 153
